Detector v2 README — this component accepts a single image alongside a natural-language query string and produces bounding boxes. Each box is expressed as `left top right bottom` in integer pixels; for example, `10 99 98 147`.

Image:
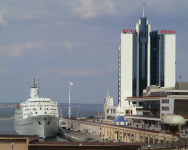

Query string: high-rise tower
118 16 176 108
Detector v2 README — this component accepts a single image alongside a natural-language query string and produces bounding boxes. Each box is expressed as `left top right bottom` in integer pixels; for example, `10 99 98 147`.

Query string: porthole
47 121 51 125
38 121 41 126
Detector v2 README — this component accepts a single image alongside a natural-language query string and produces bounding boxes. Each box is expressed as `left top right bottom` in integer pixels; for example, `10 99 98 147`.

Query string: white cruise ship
14 78 59 138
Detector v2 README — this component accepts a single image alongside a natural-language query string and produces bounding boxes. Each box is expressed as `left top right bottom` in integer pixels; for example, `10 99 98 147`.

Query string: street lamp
103 135 104 148
11 143 14 150
131 135 133 143
79 143 82 149
148 144 151 150
68 82 73 118
176 137 179 149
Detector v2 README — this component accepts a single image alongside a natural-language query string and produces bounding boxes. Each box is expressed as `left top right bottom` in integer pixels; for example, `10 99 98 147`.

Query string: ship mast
35 77 40 97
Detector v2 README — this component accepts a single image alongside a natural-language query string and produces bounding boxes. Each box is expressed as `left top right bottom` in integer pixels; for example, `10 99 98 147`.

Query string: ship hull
14 115 59 138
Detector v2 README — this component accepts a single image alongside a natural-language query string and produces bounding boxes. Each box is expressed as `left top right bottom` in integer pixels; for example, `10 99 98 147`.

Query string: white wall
164 34 176 87
160 97 174 118
120 33 133 108
147 23 151 86
136 22 139 96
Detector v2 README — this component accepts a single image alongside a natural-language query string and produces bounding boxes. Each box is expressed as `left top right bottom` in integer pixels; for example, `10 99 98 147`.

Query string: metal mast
68 82 73 118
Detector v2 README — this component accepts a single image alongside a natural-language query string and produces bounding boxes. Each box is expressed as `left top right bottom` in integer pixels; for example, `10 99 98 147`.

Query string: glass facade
138 17 148 95
150 30 159 85
159 34 164 87
132 33 137 96
174 99 188 115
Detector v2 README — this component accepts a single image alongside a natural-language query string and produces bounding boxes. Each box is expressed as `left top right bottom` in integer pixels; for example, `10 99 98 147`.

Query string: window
162 107 169 111
162 99 169 103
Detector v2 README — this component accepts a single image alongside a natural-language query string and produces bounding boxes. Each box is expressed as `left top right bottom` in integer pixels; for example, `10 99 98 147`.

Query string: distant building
124 82 188 132
104 90 118 119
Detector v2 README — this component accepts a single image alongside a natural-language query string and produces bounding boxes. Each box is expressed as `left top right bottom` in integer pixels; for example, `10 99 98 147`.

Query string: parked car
83 138 94 142
106 138 112 142
75 130 81 132
92 140 99 142
70 128 74 131
101 136 108 140
80 131 86 134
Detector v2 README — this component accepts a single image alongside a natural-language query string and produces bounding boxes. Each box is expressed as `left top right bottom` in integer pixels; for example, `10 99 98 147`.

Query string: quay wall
63 118 183 144
62 118 102 135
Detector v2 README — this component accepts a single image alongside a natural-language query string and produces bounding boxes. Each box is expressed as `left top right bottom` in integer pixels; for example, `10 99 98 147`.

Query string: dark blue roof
113 116 126 122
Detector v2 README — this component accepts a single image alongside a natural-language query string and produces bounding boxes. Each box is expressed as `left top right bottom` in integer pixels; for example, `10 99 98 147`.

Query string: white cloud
72 0 116 19
0 14 8 26
0 43 37 57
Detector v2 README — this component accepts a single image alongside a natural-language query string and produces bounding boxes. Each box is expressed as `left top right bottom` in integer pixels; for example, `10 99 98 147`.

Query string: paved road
64 130 107 142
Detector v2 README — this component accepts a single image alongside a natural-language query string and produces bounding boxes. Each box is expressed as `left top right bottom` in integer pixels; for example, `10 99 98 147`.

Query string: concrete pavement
64 130 107 142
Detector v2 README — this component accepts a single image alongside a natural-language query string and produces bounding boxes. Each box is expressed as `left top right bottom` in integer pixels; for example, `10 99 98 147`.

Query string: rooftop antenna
77 105 79 118
68 82 73 118
34 78 36 87
98 105 99 116
143 4 145 17
61 109 63 120
107 88 110 97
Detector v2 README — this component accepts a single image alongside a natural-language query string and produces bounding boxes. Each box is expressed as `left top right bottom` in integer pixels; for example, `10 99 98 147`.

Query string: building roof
161 114 186 125
113 116 126 122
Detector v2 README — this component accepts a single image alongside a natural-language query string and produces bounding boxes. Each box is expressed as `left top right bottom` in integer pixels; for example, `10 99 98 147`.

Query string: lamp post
11 143 14 150
148 144 150 150
79 143 82 149
172 134 174 147
103 135 104 148
176 137 179 149
131 135 133 143
68 82 73 118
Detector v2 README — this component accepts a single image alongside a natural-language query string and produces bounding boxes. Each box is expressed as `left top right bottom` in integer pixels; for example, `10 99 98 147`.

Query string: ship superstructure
14 78 59 138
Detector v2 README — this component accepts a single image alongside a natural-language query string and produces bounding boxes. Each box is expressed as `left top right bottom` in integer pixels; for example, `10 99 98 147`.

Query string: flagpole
143 4 145 17
68 82 73 118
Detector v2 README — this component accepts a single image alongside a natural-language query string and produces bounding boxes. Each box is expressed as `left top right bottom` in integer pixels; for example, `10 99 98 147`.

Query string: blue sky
0 0 188 104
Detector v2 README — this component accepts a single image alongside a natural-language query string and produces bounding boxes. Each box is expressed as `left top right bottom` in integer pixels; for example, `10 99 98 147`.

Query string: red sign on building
160 30 175 34
122 29 135 33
